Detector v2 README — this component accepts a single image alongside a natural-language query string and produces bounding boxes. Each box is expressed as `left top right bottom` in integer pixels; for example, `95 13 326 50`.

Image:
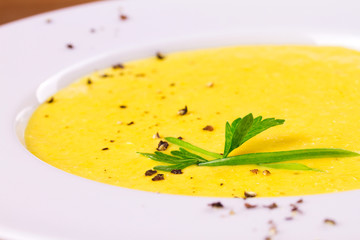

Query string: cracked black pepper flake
119 105 127 109
203 125 214 131
110 140 115 143
120 14 128 20
127 121 134 125
171 169 183 174
47 97 54 103
102 147 109 150
268 226 277 237
290 204 302 215
244 191 257 198
290 204 298 209
264 203 278 209
157 140 169 151
100 74 110 78
153 132 160 139
113 63 124 69
87 79 92 85
220 183 224 186
267 221 278 237
66 44 74 49
208 202 223 208
145 169 157 176
263 170 271 176
250 169 259 174
152 174 164 181
156 52 165 60
290 204 297 210
177 136 183 140
178 106 188 115
244 203 257 209
297 199 303 204
285 217 293 221
324 219 336 225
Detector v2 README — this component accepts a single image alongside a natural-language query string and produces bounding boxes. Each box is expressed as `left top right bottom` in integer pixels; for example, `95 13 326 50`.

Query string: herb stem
139 114 360 172
165 137 223 159
198 148 359 167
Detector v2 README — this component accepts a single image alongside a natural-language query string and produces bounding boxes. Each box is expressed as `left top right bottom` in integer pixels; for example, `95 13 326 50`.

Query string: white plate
1 0 360 239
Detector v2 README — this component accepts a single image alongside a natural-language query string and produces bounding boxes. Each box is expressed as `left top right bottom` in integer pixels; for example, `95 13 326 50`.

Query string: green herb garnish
138 113 359 172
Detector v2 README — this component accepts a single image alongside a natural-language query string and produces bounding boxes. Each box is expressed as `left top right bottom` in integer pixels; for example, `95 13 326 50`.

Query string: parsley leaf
241 116 285 145
171 148 206 161
138 147 207 172
138 152 184 164
223 114 284 157
154 160 198 172
223 113 254 157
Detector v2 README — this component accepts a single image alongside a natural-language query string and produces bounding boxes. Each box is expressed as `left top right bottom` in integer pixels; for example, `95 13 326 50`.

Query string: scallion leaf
199 148 359 167
165 137 222 158
258 163 323 171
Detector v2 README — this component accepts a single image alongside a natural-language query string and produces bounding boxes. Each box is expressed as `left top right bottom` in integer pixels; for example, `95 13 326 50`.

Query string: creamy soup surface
25 46 360 197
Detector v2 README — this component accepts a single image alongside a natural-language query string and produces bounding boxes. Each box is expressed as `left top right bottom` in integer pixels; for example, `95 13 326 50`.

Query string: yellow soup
25 46 360 197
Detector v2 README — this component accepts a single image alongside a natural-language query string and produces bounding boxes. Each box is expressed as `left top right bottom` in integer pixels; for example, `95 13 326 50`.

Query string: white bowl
1 0 360 239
